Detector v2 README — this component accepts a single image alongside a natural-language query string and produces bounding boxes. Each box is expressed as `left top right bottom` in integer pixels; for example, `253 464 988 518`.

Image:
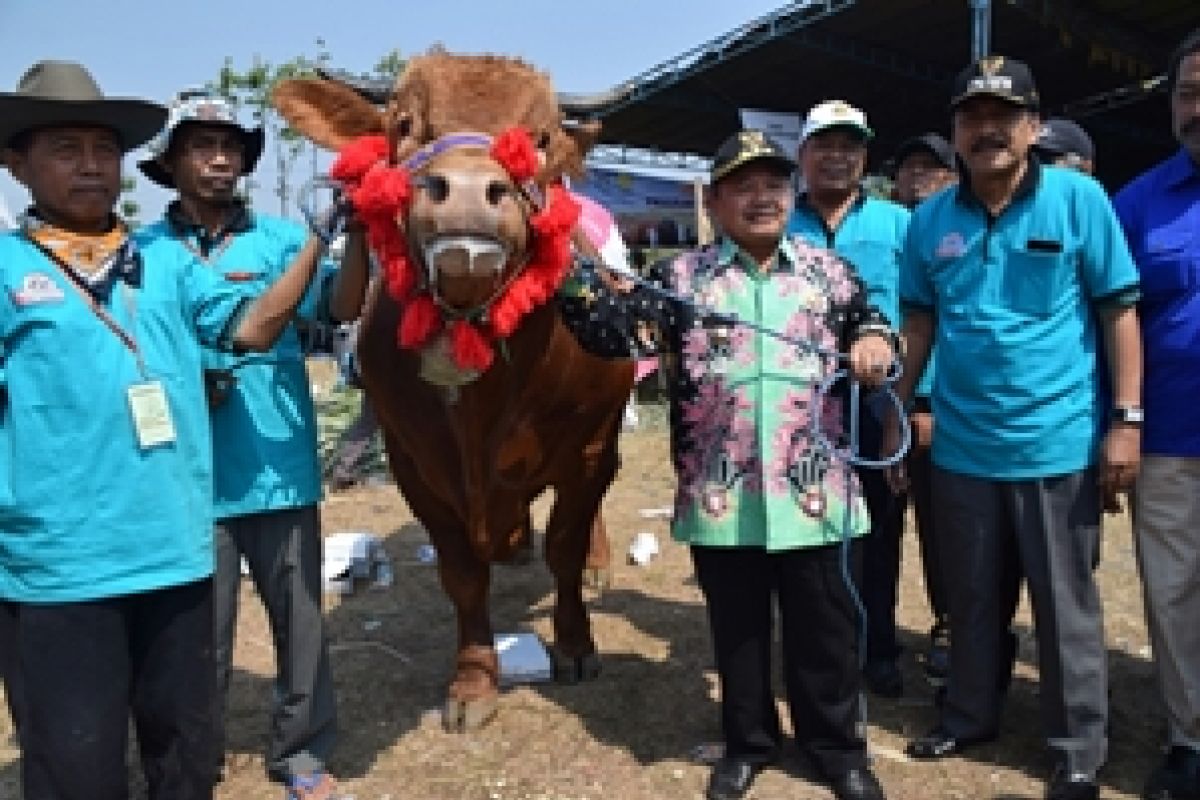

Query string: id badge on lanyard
114 284 177 449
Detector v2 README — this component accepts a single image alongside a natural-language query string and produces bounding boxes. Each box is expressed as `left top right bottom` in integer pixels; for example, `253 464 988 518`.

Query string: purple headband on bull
138 88 265 188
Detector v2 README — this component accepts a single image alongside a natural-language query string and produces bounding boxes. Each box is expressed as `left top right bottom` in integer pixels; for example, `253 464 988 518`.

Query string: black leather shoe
706 757 761 800
1046 765 1099 800
1143 746 1200 800
905 726 994 760
829 766 887 800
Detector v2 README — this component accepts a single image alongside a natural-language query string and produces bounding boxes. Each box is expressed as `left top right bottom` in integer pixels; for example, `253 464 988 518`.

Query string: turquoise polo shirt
0 229 248 602
140 206 333 521
900 162 1140 479
788 192 910 326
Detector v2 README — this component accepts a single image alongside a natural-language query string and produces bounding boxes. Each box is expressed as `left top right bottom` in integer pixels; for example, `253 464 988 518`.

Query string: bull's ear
565 119 601 158
272 78 386 151
547 119 601 180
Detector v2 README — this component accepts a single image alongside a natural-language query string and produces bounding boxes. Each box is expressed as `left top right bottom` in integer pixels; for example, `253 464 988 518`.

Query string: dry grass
0 421 1161 800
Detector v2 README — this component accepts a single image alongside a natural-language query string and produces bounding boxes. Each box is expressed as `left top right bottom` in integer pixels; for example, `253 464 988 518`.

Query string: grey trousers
1135 455 1200 750
214 505 337 781
934 466 1107 776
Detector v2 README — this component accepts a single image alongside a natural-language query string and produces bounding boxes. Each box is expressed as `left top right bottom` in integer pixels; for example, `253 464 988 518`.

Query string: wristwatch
1111 405 1144 426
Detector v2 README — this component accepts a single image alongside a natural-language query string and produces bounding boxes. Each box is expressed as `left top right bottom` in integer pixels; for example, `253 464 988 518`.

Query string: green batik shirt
559 234 893 550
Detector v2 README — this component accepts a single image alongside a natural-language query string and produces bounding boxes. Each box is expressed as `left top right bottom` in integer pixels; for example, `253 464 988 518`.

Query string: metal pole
970 0 992 60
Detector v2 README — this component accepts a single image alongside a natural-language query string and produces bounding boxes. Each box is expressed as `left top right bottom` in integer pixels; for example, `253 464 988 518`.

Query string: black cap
710 129 796 183
1034 118 1094 161
893 133 955 171
950 55 1039 110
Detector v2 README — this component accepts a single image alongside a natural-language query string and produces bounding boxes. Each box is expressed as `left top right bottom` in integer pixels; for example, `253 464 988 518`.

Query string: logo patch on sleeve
11 273 66 305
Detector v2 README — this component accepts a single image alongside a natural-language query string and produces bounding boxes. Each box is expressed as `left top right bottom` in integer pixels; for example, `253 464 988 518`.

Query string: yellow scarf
25 216 128 275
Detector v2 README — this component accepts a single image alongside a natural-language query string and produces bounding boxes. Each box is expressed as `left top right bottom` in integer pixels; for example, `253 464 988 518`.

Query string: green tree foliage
119 176 141 228
209 42 405 216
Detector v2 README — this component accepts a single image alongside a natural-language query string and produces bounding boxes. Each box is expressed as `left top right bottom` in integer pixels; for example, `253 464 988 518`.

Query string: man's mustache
971 136 1009 153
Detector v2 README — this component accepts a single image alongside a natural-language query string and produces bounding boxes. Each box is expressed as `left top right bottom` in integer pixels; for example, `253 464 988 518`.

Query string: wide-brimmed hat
0 60 166 152
138 88 265 188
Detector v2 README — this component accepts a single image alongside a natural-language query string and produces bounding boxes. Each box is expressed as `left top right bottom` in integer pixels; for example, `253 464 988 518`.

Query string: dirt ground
0 406 1163 800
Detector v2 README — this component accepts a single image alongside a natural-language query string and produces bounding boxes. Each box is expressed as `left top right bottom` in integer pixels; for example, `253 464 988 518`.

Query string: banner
739 108 804 157
574 167 700 248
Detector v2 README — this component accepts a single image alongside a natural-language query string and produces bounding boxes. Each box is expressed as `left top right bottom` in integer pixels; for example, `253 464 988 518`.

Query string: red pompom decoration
331 135 390 183
352 164 411 220
398 293 441 349
490 127 540 182
449 320 495 372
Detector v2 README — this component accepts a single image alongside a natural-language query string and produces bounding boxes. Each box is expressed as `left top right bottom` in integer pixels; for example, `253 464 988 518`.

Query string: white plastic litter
322 532 394 596
627 531 660 566
494 632 552 685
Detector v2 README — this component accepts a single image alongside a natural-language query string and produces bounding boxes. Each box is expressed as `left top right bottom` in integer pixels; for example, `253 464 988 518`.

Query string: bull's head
274 50 601 371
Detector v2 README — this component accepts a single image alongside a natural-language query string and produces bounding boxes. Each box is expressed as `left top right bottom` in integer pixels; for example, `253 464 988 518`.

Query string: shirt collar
20 207 142 295
954 154 1042 216
715 234 797 274
795 189 866 219
1163 148 1200 190
166 200 253 254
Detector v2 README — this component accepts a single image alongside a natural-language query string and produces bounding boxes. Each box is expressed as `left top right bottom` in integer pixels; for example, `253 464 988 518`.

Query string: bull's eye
486 181 509 207
536 131 551 150
396 113 414 139
417 174 449 203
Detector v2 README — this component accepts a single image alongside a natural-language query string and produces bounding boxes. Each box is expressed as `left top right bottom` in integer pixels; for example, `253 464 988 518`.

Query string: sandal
284 770 346 800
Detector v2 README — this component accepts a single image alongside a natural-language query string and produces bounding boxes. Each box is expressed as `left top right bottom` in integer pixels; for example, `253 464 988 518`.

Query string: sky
0 0 788 224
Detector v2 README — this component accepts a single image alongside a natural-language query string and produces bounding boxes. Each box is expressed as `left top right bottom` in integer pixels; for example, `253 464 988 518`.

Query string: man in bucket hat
558 130 895 800
137 88 368 800
0 60 337 800
883 55 1142 800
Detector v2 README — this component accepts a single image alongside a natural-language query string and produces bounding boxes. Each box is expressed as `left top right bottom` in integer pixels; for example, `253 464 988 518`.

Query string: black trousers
12 578 217 800
691 542 868 779
856 402 906 662
907 423 949 625
0 599 22 734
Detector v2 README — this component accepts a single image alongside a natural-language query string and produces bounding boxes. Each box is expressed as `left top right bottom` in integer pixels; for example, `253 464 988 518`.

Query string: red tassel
399 294 441 349
449 320 495 371
331 135 390 182
490 127 540 182
353 165 411 218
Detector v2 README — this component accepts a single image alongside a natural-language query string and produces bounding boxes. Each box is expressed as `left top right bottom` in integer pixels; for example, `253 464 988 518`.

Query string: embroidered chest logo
11 272 65 306
935 232 967 259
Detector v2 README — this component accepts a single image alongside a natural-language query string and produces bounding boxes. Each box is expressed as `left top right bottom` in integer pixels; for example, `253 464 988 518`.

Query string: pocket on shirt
1140 230 1197 299
1002 249 1068 317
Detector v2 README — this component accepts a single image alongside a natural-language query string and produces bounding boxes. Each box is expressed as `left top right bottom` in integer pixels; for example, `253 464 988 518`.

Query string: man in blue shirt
883 56 1142 800
1113 28 1200 800
0 61 332 800
788 100 911 698
890 132 957 690
139 89 368 800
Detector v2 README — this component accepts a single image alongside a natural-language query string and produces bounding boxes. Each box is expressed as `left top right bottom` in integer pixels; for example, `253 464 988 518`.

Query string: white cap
800 100 874 145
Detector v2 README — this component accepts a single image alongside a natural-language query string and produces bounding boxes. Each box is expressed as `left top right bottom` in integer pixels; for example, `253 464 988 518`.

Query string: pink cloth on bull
573 193 634 276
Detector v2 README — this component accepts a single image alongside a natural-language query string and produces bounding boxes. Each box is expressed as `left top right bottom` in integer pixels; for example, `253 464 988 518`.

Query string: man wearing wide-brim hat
558 129 896 800
135 87 369 800
0 60 341 800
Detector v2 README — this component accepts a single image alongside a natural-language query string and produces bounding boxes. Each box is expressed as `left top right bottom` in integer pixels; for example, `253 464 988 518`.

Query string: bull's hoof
552 649 601 684
442 694 498 732
582 566 611 591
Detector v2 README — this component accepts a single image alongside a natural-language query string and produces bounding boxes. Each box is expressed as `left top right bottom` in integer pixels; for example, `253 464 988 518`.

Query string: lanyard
30 238 148 379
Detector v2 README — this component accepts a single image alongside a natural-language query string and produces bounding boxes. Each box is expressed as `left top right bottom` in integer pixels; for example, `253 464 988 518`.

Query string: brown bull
274 50 635 730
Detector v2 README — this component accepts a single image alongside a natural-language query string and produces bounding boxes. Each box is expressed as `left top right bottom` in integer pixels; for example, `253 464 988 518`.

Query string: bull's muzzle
424 235 510 279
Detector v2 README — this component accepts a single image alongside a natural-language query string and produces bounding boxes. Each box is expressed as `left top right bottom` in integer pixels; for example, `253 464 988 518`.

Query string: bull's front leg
582 511 612 590
435 546 499 731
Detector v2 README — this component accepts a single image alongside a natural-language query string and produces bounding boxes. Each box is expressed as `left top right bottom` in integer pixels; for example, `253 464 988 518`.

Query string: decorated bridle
327 126 580 372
